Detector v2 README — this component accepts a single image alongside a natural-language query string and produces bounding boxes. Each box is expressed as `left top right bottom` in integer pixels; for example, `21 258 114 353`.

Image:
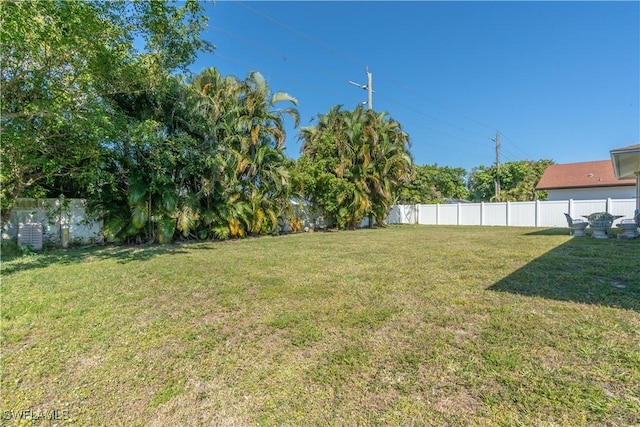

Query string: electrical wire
233 0 366 68
212 53 350 104
232 0 507 138
210 26 347 82
211 27 495 147
376 93 493 142
500 131 533 159
223 1 534 164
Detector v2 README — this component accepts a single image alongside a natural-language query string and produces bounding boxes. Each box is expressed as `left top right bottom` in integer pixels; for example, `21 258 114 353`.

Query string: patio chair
617 209 640 239
586 212 615 239
616 219 639 239
563 213 587 237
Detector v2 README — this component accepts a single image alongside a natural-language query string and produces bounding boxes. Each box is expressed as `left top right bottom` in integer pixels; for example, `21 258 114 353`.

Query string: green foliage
468 159 554 202
297 105 413 228
0 0 212 223
93 68 298 243
0 238 37 259
1 0 557 244
397 163 469 204
2 0 296 244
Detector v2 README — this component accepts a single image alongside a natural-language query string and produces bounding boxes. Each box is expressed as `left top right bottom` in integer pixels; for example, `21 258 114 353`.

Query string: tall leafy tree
397 164 469 204
467 159 554 202
99 68 299 243
189 69 299 239
0 0 212 223
298 105 412 228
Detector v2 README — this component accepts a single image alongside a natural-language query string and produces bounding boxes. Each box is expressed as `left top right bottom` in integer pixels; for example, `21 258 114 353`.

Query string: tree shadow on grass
488 234 640 312
524 228 570 236
1 243 192 276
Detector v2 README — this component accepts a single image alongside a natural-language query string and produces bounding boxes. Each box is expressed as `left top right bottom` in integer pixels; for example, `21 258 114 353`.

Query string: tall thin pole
494 131 501 200
635 172 640 212
348 67 373 110
366 67 373 110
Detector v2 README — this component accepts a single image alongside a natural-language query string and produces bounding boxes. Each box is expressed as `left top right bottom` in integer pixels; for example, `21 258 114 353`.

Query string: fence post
436 204 440 225
568 199 574 217
480 202 484 225
457 203 461 225
415 204 420 224
607 198 612 213
506 201 511 226
535 200 540 227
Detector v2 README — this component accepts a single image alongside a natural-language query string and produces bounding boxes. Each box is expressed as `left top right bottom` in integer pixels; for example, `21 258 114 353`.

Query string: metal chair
563 213 587 237
585 212 617 239
616 209 640 239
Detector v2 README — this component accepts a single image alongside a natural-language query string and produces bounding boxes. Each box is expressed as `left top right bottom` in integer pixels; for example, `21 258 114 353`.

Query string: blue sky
189 1 639 172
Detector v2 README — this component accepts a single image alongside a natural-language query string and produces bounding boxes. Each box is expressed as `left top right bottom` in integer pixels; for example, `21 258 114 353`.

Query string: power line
233 0 366 68
230 0 510 137
405 120 493 149
212 53 350 110
210 54 522 169
214 32 495 152
500 131 532 159
210 25 347 82
374 73 500 133
376 92 493 141
232 1 505 134
224 1 534 162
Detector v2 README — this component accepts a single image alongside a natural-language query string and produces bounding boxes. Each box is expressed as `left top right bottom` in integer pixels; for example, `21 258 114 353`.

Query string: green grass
2 226 639 426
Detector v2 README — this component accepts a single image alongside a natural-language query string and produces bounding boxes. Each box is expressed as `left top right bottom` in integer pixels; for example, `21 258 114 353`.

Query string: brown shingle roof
536 160 636 190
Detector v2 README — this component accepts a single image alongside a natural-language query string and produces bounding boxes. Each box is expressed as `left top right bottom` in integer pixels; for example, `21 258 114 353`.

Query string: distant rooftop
536 160 636 190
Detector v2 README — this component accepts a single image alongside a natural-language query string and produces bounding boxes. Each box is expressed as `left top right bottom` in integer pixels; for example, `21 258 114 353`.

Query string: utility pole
348 66 373 110
366 67 372 110
493 131 501 200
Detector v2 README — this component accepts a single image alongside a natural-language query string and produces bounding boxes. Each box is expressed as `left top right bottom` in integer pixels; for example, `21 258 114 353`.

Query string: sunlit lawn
2 225 639 426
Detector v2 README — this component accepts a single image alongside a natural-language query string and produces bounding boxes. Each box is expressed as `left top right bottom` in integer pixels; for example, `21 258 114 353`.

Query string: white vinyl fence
387 198 637 228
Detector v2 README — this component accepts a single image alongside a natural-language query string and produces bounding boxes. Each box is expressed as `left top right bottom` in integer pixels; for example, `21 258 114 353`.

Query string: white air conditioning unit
18 222 43 251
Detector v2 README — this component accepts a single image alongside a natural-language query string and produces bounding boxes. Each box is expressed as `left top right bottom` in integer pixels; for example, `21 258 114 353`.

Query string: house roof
536 160 636 190
610 143 640 179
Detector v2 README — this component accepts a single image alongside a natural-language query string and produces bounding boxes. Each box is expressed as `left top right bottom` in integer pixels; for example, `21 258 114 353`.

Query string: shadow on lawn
488 233 640 312
1 244 191 276
523 228 569 236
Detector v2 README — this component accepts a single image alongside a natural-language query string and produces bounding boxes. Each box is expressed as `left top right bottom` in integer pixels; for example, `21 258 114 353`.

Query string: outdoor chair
585 212 616 239
563 213 587 237
616 219 639 239
616 209 640 239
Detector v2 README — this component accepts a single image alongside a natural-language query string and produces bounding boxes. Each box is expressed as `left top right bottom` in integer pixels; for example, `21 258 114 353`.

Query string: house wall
3 198 103 245
546 186 635 201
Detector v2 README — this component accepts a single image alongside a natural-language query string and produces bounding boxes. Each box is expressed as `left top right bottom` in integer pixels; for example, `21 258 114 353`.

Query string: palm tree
299 105 412 229
183 69 299 238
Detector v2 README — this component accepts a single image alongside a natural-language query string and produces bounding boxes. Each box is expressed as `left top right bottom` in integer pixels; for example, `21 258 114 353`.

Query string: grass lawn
1 225 639 426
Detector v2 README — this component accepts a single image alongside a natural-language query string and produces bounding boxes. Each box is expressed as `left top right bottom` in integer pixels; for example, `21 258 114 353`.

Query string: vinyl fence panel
387 198 637 228
483 202 507 226
4 198 103 244
438 204 459 225
537 201 570 227
609 199 636 225
571 199 607 218
509 202 536 226
419 204 437 225
460 203 482 225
